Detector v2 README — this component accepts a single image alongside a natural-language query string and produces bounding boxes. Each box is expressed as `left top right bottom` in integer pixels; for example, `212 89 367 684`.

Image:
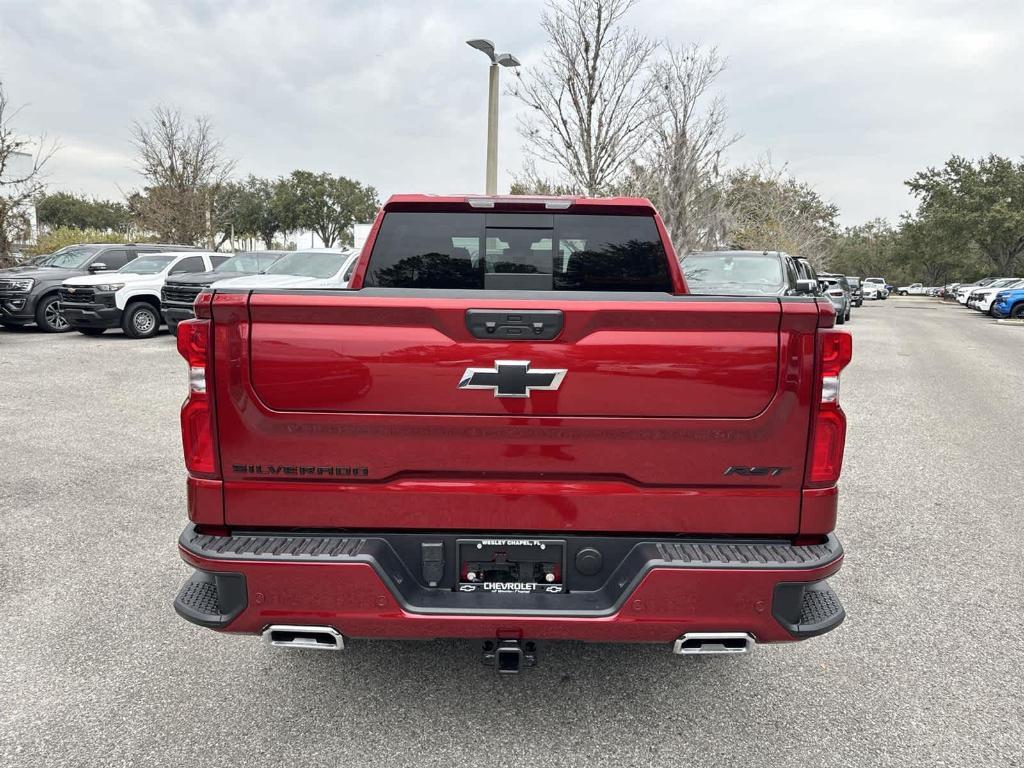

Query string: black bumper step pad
657 539 837 567
185 529 365 560
174 570 247 629
772 580 845 638
186 532 366 561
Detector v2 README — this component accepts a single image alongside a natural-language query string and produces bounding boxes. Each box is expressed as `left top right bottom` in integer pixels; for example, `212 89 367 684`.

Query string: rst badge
458 360 567 398
724 466 789 477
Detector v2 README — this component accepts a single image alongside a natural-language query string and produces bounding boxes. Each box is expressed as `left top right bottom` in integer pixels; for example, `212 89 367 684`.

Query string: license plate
456 537 565 594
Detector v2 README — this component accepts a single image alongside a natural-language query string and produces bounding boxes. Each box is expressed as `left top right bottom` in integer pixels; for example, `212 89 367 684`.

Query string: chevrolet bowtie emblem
458 360 567 398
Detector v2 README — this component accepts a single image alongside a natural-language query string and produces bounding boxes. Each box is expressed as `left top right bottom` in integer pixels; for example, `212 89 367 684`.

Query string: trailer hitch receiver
482 639 536 674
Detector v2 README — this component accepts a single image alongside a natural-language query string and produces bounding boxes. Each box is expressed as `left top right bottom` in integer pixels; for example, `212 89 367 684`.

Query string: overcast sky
2 0 1021 226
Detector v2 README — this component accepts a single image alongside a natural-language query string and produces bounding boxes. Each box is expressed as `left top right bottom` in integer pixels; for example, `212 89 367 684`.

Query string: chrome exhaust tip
262 625 344 651
673 632 754 655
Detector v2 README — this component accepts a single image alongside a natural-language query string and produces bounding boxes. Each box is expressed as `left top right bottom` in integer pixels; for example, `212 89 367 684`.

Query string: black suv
0 243 200 332
160 250 285 334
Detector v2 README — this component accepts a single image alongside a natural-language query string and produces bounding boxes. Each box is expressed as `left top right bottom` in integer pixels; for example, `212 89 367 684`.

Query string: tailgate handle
466 309 563 341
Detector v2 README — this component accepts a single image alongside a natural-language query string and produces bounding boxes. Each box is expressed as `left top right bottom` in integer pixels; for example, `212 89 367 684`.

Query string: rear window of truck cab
363 211 672 291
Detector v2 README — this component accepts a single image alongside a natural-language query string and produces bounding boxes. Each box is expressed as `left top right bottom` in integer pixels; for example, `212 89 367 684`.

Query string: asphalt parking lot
1 298 1022 767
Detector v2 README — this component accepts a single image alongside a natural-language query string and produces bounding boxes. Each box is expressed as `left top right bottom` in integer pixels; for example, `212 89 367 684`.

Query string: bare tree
130 106 234 246
509 159 581 195
0 82 58 265
725 157 839 269
629 44 737 253
511 0 657 195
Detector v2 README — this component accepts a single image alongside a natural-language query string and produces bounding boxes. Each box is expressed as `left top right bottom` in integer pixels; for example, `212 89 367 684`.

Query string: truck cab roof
382 194 658 214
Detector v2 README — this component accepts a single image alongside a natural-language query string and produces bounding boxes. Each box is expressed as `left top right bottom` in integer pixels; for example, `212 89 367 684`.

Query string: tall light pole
467 39 520 195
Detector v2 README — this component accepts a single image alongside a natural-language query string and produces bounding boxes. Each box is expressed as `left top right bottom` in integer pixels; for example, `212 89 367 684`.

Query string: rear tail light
806 329 853 487
177 317 219 478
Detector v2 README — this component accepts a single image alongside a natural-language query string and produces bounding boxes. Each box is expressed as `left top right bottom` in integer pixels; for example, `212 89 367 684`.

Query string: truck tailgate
212 292 819 535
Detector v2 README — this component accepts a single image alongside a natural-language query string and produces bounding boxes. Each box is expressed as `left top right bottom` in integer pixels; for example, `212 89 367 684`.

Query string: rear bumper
175 524 845 644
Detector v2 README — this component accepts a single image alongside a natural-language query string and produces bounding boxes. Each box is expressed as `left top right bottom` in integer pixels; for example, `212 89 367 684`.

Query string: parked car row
0 243 200 332
679 250 861 324
162 248 360 332
0 244 359 338
943 276 1024 318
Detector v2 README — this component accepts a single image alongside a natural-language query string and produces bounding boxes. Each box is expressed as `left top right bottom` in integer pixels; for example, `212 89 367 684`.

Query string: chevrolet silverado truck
173 195 851 672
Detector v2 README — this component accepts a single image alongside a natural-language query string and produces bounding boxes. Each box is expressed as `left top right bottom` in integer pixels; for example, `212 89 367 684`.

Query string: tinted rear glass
364 212 672 291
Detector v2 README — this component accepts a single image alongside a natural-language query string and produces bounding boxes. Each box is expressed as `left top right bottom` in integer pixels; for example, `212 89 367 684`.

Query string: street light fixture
467 39 496 58
467 38 520 195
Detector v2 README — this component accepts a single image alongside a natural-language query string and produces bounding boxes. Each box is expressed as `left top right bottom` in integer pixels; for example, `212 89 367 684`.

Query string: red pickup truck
174 195 851 672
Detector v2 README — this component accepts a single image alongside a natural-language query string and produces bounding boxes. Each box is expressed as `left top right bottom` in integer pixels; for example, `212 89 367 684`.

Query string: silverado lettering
232 464 369 477
173 194 852 672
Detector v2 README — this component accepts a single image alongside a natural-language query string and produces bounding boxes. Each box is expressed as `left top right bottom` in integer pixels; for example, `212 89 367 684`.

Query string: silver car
819 275 851 324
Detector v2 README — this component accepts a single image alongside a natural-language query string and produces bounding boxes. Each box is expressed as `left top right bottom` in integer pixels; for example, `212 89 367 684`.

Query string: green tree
828 219 900 278
30 226 126 256
725 161 839 268
285 171 379 247
829 217 986 286
906 154 1024 275
36 192 130 233
891 216 985 285
222 176 291 249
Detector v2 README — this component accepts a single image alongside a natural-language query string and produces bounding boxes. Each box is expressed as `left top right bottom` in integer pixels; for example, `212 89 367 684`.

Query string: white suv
862 277 888 300
60 251 221 338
